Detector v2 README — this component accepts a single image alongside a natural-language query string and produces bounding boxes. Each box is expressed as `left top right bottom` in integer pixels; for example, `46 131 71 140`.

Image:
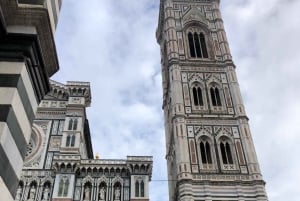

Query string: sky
52 0 300 201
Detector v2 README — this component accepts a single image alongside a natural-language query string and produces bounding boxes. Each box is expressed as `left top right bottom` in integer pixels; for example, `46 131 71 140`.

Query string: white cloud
53 1 300 201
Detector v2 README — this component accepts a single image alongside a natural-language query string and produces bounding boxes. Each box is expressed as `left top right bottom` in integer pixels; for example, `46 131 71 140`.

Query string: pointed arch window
71 135 76 147
200 33 208 58
68 119 73 130
135 180 145 197
210 87 222 106
140 180 144 197
68 118 78 130
135 181 139 197
66 134 76 147
66 135 71 147
220 142 233 164
58 177 69 197
192 86 204 106
188 32 208 58
200 141 212 164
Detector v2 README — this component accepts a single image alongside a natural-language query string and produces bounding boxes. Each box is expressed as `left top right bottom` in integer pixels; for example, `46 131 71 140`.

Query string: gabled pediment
182 7 209 26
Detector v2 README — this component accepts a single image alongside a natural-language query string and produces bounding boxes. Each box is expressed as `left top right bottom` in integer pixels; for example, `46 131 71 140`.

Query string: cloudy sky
52 0 300 200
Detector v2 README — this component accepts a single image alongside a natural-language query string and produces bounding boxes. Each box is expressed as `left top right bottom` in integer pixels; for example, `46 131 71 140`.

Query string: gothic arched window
58 177 69 197
210 87 222 106
66 135 71 147
192 86 204 106
135 180 145 197
66 134 75 147
140 180 145 197
71 135 76 147
220 142 233 164
200 33 208 58
188 32 208 58
135 181 139 197
73 119 78 130
68 118 78 130
68 119 73 130
200 141 212 164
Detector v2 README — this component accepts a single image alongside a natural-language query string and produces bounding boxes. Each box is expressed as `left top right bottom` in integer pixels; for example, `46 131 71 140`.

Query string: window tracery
192 86 204 106
220 141 233 164
68 118 78 130
188 31 208 58
210 87 222 106
58 176 69 197
134 179 145 197
135 181 139 197
66 134 76 147
200 141 212 164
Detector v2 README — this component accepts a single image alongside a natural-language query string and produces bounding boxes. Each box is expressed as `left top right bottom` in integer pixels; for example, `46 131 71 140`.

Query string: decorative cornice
0 0 59 76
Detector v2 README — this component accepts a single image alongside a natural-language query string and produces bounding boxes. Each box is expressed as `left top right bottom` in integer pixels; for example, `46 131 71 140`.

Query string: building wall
156 0 268 200
14 81 153 201
0 0 62 199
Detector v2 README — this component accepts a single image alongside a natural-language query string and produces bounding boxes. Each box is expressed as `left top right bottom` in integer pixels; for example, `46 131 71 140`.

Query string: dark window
200 141 212 164
68 119 73 130
210 87 222 106
220 142 234 164
68 119 78 130
220 142 227 164
66 135 75 147
66 135 71 147
73 119 78 130
192 87 204 106
194 33 202 58
141 181 144 197
200 33 208 58
135 181 139 197
226 142 233 164
71 135 76 147
188 32 209 58
205 142 212 163
188 32 196 57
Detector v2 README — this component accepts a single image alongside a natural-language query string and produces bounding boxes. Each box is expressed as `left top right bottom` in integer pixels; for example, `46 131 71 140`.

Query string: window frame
217 136 238 171
58 177 69 197
185 26 210 60
68 118 78 131
196 136 217 171
190 82 207 111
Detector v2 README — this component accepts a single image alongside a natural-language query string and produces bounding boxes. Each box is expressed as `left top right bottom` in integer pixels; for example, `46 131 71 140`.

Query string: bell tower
156 0 268 200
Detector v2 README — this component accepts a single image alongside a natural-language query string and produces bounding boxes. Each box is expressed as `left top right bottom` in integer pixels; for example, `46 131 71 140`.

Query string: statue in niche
99 187 106 200
84 186 91 201
42 186 49 201
28 186 36 201
114 187 120 200
15 185 22 200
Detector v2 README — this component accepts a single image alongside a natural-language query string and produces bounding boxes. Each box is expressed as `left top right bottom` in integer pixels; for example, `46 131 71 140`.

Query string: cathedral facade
156 0 268 200
14 80 152 201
